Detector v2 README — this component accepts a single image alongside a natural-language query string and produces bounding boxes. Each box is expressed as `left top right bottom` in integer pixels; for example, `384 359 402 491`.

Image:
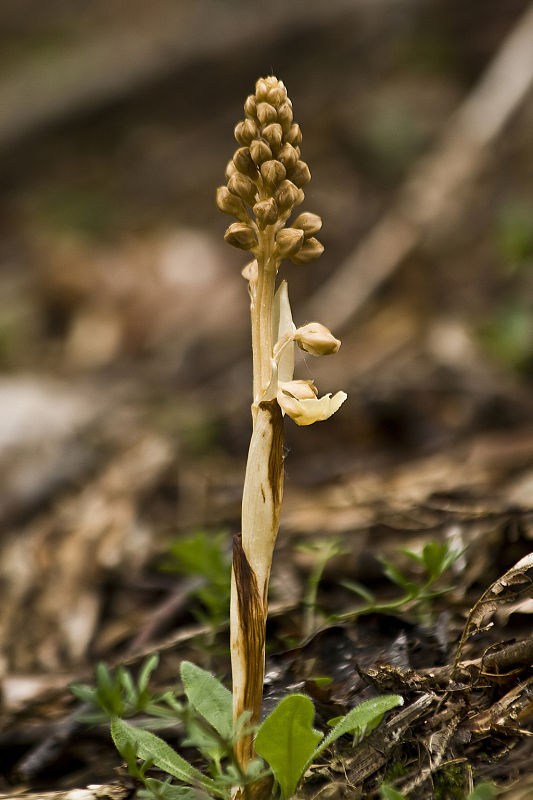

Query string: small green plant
338 541 462 622
467 785 497 800
105 660 401 799
380 780 496 800
496 201 533 269
163 530 232 626
71 654 165 724
255 693 402 799
77 657 402 799
297 537 348 639
480 303 533 373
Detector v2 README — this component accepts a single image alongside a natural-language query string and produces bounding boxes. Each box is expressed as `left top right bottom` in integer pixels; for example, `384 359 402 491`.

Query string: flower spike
216 76 347 781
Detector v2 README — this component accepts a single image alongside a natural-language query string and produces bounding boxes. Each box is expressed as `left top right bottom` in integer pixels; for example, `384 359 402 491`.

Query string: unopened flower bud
277 102 293 128
288 160 311 188
234 119 258 146
261 123 283 152
294 188 305 207
224 222 257 251
253 198 278 229
269 87 286 106
233 147 257 179
290 237 324 264
225 159 237 180
250 139 272 166
216 186 247 219
244 94 257 118
256 102 277 126
292 212 322 237
228 172 258 206
294 323 341 356
255 78 269 101
275 179 299 211
286 123 302 146
278 142 298 170
260 159 286 191
275 228 304 257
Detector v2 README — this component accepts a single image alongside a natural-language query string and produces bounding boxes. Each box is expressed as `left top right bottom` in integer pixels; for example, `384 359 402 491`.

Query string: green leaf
182 716 227 764
110 717 226 798
142 777 211 799
398 547 425 566
117 666 137 706
138 653 160 694
380 784 408 800
167 531 230 588
96 662 114 694
309 695 403 768
69 683 97 704
467 784 497 800
310 676 333 688
379 559 418 595
255 694 322 799
180 661 232 739
340 579 376 604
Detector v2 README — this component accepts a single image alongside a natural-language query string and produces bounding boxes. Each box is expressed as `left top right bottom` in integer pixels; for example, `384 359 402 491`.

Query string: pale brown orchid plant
217 75 346 774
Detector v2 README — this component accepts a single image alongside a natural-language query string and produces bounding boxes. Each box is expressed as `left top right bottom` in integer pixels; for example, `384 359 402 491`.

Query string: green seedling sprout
163 529 232 627
217 75 347 772
338 540 463 623
380 780 496 800
297 538 348 639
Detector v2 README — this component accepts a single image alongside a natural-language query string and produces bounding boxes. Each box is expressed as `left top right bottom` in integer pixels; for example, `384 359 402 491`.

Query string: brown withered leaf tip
232 533 266 727
258 398 284 507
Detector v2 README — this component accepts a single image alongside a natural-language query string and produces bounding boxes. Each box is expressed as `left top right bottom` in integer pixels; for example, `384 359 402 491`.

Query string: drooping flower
277 379 347 426
267 281 347 426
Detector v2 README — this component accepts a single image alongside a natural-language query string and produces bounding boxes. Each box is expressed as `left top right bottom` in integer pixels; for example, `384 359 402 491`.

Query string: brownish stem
231 398 284 771
231 219 284 771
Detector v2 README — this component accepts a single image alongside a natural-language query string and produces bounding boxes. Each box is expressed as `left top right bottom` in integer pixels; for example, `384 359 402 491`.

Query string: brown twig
0 0 362 152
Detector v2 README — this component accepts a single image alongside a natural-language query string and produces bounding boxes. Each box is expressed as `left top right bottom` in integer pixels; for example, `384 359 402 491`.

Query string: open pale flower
277 380 347 426
266 281 347 425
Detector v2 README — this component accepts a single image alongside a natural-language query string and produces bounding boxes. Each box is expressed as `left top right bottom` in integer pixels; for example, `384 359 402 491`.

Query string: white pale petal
278 379 318 400
272 280 295 383
278 390 347 426
261 359 279 402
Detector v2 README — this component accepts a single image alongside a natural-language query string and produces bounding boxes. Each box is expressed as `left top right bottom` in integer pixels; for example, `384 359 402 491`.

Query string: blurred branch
0 0 380 151
304 1 533 331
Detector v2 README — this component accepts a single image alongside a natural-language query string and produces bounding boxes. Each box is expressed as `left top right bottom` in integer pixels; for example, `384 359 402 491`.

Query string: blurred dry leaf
0 434 172 674
455 553 533 666
35 228 246 366
0 376 102 523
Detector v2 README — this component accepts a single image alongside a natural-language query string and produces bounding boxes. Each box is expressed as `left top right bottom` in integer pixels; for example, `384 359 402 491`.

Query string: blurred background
0 0 533 731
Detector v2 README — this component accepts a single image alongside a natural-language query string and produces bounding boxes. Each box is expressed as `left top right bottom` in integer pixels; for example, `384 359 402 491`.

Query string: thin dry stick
304 1 533 331
217 77 346 774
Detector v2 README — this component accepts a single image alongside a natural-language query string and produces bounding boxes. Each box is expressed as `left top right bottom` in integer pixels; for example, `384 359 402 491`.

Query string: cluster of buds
217 76 346 428
217 76 324 265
